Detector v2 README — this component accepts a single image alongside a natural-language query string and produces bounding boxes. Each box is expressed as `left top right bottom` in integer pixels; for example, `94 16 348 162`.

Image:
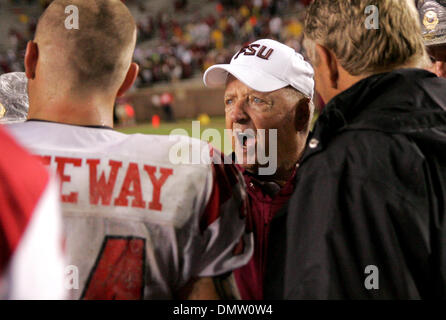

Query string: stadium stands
0 0 308 88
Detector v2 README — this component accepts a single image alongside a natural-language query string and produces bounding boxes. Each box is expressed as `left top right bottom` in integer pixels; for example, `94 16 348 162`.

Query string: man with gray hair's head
204 38 315 300
265 0 446 299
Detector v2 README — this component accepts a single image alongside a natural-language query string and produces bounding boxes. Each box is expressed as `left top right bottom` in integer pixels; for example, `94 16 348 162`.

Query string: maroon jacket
234 166 297 300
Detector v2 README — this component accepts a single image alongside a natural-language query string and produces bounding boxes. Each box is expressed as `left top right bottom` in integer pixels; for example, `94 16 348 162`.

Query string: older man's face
224 75 307 174
427 44 446 78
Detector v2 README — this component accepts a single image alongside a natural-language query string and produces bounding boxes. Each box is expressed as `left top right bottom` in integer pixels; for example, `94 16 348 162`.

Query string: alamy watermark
364 265 379 290
65 5 79 30
65 265 79 290
168 121 278 176
365 5 379 30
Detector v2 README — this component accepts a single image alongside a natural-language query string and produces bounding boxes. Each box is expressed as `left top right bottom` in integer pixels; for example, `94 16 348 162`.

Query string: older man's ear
434 61 446 78
294 97 311 133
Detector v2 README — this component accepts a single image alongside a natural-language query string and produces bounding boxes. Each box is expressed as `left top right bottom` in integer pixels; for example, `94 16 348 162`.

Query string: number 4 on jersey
81 236 145 300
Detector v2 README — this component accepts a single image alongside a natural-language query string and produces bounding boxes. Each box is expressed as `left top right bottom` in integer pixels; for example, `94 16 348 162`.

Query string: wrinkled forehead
224 76 292 103
224 74 274 97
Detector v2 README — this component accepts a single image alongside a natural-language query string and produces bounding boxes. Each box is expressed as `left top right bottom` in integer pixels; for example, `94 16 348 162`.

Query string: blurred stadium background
0 0 317 152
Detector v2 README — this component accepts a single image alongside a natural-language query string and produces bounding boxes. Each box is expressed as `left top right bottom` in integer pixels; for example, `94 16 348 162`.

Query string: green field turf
117 116 233 154
117 113 320 155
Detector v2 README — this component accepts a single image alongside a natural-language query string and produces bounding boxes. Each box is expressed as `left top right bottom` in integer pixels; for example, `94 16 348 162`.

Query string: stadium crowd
0 0 311 87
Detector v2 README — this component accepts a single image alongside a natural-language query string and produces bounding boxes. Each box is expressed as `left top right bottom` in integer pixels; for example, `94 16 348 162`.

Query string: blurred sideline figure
418 0 446 77
115 98 136 126
204 39 314 300
266 0 446 299
160 91 175 122
0 127 65 299
8 0 252 299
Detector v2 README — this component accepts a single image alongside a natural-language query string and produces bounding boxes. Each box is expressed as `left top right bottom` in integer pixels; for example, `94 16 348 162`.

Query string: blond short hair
36 0 136 90
304 0 430 76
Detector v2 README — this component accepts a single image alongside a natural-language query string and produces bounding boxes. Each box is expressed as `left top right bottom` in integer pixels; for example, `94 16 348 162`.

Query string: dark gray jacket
266 69 446 299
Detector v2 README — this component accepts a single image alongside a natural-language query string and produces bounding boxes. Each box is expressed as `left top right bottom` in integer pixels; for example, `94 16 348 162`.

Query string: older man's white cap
203 39 314 99
0 72 28 124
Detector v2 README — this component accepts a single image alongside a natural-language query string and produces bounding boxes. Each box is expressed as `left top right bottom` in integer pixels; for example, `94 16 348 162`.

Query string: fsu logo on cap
233 44 274 60
423 10 439 30
0 102 5 119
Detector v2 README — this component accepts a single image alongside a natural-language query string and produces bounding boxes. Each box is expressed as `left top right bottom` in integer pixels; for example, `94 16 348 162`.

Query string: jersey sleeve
1 179 66 300
0 127 66 299
189 146 253 278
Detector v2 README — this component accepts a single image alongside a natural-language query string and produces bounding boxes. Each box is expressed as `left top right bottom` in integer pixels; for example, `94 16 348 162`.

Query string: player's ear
117 62 139 97
315 44 339 89
24 41 38 80
294 97 311 132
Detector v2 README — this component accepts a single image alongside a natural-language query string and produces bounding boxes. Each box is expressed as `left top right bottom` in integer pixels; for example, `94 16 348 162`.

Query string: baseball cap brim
203 64 289 92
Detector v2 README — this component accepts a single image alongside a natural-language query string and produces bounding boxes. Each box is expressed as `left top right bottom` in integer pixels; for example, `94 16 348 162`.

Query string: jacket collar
233 154 297 200
301 68 446 162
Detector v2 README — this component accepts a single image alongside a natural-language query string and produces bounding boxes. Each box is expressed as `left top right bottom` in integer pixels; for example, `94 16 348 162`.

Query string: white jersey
7 121 253 299
0 127 65 300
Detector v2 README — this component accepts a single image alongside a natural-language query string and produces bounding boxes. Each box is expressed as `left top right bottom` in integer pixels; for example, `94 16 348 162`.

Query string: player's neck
28 93 115 127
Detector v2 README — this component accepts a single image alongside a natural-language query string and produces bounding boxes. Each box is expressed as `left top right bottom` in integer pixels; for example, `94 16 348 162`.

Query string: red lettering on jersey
87 159 122 206
35 155 51 166
143 166 173 211
114 163 145 208
55 157 82 203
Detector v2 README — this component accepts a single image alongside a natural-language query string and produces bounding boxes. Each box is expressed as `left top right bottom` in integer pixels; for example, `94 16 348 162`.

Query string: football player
8 0 252 299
